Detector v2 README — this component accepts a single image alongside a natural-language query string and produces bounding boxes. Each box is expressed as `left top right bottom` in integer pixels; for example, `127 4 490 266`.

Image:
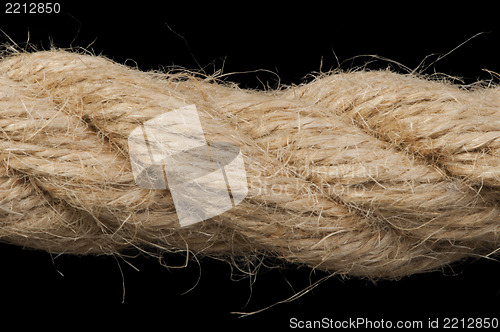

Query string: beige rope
1 49 498 279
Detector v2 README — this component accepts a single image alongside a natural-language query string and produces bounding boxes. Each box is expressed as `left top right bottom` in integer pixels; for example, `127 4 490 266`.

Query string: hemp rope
1 49 499 280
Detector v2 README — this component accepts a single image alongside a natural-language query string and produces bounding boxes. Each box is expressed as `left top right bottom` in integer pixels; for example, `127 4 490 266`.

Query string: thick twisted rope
0 50 499 279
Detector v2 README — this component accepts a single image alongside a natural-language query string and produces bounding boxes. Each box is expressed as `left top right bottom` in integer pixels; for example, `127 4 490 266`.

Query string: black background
1 1 500 329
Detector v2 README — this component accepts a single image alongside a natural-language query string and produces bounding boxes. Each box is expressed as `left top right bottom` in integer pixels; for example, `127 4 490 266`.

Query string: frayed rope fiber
1 49 500 280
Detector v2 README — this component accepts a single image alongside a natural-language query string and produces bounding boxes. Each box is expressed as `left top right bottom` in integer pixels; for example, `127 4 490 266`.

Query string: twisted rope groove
0 50 499 279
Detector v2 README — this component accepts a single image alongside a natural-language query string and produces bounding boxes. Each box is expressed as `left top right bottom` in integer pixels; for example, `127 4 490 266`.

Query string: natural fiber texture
1 49 499 279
